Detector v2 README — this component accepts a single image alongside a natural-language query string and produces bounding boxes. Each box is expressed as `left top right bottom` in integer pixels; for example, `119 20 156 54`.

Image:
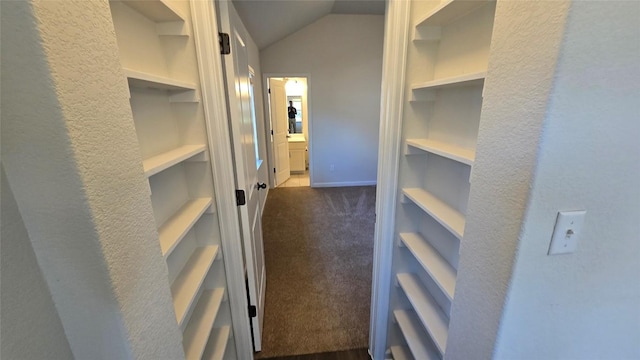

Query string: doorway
265 75 311 188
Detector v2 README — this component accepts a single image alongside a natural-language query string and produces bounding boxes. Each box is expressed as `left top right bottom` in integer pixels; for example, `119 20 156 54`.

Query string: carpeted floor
255 186 376 358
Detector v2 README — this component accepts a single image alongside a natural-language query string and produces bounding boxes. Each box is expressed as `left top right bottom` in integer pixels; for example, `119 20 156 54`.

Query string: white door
217 1 266 352
269 78 290 186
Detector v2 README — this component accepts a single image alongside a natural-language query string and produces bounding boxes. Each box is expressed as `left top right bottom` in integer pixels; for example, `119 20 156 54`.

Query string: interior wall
1 166 74 360
1 1 184 358
261 14 385 187
493 2 640 358
230 2 269 211
444 2 571 359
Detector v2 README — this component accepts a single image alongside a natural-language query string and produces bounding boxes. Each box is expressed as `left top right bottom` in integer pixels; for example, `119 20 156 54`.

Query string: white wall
446 1 640 359
1 166 74 360
261 14 384 187
1 1 184 358
494 2 640 358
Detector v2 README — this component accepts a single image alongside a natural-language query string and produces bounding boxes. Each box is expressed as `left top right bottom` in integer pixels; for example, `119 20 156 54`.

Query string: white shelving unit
399 233 456 301
387 0 497 358
143 144 207 177
182 289 225 359
405 139 474 166
394 310 440 360
402 188 465 240
202 326 232 360
159 197 213 258
108 0 237 358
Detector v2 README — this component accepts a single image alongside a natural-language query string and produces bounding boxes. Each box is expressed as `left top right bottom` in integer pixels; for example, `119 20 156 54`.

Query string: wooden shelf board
416 0 490 27
182 289 225 360
143 144 206 177
394 310 440 360
124 68 196 92
390 345 413 360
172 246 219 327
159 198 213 258
411 72 485 91
400 233 457 301
406 138 475 165
397 273 449 356
402 188 465 239
201 326 231 360
118 0 185 22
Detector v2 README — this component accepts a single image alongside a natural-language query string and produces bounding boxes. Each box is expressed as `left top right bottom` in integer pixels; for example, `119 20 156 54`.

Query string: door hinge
271 129 274 135
248 305 257 318
273 168 276 174
268 88 271 94
235 189 246 206
219 32 231 55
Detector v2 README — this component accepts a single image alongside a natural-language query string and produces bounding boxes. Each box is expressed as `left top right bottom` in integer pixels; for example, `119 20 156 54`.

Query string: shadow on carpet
255 186 376 359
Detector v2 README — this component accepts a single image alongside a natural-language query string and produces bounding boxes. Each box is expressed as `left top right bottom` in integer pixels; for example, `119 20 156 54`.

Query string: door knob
257 182 267 190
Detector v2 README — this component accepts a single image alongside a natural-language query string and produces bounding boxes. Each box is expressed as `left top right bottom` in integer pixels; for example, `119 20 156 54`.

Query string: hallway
256 186 376 358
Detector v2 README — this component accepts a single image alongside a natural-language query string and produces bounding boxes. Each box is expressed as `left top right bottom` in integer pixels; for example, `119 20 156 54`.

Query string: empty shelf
118 0 185 22
397 274 449 356
406 139 475 165
159 198 213 258
416 0 490 27
172 246 219 327
394 310 440 360
182 289 225 360
143 144 206 177
412 72 485 91
402 188 465 239
201 326 231 360
400 233 457 301
124 68 196 92
390 345 414 360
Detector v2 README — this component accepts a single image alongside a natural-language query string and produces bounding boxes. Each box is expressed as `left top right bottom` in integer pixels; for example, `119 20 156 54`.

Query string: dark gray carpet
255 186 376 358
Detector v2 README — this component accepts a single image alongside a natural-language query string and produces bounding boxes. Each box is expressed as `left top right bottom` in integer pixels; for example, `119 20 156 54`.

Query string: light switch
548 210 587 255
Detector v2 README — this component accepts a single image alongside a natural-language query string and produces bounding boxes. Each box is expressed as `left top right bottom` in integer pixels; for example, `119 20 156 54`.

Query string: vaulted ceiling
232 0 386 49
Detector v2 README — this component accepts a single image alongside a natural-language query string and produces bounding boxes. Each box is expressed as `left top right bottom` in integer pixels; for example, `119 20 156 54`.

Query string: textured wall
1 1 184 358
1 167 74 360
261 15 384 187
445 2 571 359
494 2 640 358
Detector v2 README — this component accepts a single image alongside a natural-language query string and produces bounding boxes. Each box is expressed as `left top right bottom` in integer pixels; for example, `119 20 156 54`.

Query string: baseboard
312 180 377 188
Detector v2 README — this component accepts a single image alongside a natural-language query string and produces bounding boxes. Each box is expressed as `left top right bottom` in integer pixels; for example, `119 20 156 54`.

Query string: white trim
312 180 377 188
190 1 253 359
369 0 411 359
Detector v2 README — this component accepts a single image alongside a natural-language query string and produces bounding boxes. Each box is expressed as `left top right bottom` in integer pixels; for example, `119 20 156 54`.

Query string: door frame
190 1 254 359
369 1 410 359
263 73 313 188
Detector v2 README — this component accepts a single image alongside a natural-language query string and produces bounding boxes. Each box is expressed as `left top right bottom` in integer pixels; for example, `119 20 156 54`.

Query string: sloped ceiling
232 0 385 49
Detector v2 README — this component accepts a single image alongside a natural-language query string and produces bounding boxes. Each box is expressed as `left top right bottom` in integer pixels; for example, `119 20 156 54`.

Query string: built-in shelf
400 233 457 302
124 69 199 102
412 72 485 92
416 0 490 27
143 144 207 177
118 0 185 23
172 246 219 327
201 326 231 360
182 289 225 360
397 274 449 357
401 188 465 239
405 139 475 166
394 310 440 360
390 345 413 360
159 198 213 258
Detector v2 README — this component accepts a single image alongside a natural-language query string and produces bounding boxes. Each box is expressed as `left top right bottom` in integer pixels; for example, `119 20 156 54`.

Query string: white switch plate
548 210 587 255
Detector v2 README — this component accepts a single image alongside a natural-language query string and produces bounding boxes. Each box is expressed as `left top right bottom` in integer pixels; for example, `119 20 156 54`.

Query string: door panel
217 1 266 352
269 79 290 186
